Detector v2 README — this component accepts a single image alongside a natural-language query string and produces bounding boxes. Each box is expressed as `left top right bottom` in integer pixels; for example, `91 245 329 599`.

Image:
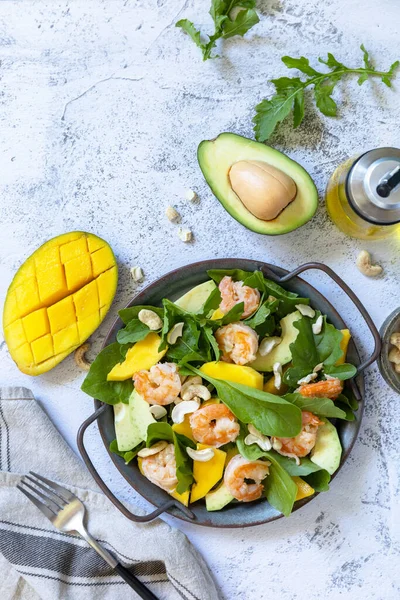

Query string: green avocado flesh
311 418 342 475
174 280 216 312
114 390 155 452
197 133 318 235
206 482 234 511
250 311 302 372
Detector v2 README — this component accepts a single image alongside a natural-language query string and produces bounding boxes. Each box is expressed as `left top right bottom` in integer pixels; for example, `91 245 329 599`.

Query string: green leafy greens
81 343 133 405
176 1 259 61
253 45 399 142
109 439 144 464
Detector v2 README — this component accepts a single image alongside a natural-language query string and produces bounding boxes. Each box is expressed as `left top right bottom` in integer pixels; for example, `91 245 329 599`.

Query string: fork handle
114 563 159 600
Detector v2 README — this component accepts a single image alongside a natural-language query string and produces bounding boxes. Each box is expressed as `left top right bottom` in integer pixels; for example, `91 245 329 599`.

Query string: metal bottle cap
346 147 400 225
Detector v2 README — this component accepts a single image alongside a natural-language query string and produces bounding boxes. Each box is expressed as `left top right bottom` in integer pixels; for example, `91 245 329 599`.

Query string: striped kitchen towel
0 387 220 600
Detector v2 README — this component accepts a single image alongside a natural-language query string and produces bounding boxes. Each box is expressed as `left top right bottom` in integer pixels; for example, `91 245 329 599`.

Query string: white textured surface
1 1 400 598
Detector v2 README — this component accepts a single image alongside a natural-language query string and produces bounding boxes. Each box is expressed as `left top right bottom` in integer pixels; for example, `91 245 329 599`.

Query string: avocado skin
197 133 318 235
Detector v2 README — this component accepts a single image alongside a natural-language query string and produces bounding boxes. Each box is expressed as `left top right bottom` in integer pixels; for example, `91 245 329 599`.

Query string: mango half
3 231 117 375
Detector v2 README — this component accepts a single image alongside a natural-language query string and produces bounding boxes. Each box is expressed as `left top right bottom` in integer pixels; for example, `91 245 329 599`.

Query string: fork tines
17 472 76 521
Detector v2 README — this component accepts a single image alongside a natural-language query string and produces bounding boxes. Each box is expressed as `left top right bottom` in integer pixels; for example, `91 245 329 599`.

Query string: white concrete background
1 1 400 598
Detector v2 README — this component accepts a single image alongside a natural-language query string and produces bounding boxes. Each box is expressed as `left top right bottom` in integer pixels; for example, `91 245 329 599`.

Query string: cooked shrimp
189 404 240 448
218 276 260 319
133 362 181 405
298 378 343 399
272 411 323 464
215 323 259 365
224 454 270 502
140 443 178 491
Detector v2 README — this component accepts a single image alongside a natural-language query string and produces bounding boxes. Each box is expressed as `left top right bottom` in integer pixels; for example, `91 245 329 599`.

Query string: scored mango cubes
3 231 118 376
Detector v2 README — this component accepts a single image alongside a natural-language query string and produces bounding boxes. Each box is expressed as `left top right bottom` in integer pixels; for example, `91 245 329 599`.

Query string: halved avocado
197 133 318 235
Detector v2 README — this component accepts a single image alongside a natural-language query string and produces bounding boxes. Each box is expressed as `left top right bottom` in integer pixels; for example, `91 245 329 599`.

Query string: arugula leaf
81 343 133 405
165 316 210 365
119 305 163 326
203 325 221 361
176 1 259 61
283 393 348 420
190 366 302 437
116 319 151 345
284 315 356 387
109 439 144 464
146 423 195 494
253 45 399 141
243 298 277 330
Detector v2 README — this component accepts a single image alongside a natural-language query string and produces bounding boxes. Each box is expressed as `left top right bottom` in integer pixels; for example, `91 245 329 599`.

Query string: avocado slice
114 390 155 452
174 280 216 312
311 418 342 475
205 482 234 511
250 311 302 372
198 133 318 235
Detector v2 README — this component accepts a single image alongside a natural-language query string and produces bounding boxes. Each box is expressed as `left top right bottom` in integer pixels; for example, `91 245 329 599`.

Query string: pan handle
77 404 195 523
269 262 381 396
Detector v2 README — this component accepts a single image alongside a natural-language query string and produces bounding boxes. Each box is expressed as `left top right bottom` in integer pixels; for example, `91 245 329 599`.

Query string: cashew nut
312 315 323 335
186 447 214 462
74 343 91 371
259 336 282 357
184 189 198 203
181 384 211 402
244 434 272 452
166 205 181 223
297 372 318 385
313 363 324 373
388 347 400 365
178 227 192 242
390 333 400 348
138 309 163 331
356 250 383 277
167 322 184 344
273 362 282 390
149 405 167 420
130 266 144 282
137 441 168 458
295 304 316 318
171 400 200 424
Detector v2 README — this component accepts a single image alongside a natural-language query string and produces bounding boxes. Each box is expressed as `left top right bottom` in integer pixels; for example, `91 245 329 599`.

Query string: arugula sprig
176 1 259 61
253 45 399 142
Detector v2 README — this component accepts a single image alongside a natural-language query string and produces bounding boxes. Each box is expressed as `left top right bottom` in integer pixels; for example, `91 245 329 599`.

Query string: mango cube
200 361 263 390
107 333 167 381
172 415 196 442
91 246 115 278
3 231 117 375
337 329 351 365
169 489 190 507
293 476 315 501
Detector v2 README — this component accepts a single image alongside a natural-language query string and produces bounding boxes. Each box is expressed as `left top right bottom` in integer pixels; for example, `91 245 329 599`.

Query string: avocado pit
228 160 297 221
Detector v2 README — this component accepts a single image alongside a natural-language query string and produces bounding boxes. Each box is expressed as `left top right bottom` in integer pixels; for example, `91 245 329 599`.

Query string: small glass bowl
378 307 400 393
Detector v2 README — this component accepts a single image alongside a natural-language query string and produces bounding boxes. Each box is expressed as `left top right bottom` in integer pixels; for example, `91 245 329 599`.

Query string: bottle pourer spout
377 166 400 198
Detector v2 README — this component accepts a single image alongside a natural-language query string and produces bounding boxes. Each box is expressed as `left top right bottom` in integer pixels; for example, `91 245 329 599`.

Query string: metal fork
17 472 159 600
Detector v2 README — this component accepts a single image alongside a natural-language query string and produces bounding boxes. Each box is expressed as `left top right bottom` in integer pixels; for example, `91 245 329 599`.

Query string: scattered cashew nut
312 315 323 335
138 309 163 331
74 343 91 371
186 447 214 462
137 441 168 458
273 362 282 390
388 332 400 375
259 336 281 356
167 322 184 344
130 266 144 282
297 372 318 385
178 227 192 242
171 400 200 424
149 405 167 420
166 205 181 223
356 250 383 277
181 384 211 402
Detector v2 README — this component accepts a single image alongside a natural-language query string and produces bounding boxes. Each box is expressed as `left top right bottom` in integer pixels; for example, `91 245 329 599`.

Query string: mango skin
200 361 263 389
3 231 117 376
190 443 226 503
107 333 167 381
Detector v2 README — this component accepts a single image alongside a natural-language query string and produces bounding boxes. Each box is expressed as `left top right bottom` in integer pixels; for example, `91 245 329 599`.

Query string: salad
82 269 358 516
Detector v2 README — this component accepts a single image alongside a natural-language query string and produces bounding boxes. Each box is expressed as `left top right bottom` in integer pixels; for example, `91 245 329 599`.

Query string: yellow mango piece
53 323 80 354
172 415 196 442
3 232 117 375
4 320 26 350
211 308 224 320
337 329 351 365
22 308 50 343
31 334 54 364
107 333 167 381
47 296 76 334
169 489 190 507
190 444 226 503
73 280 99 320
91 246 115 277
200 361 263 389
59 236 88 263
137 457 144 475
293 476 315 501
263 364 290 396
64 253 93 292
202 398 220 407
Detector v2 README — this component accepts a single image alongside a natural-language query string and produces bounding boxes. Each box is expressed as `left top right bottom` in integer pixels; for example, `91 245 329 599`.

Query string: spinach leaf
81 343 133 405
160 299 188 350
267 452 327 477
206 302 245 328
263 455 298 517
190 367 302 437
201 286 222 317
109 439 144 464
166 317 211 365
337 392 358 411
116 319 151 345
244 297 279 331
303 470 331 492
324 363 357 380
119 305 163 325
203 325 221 361
146 423 195 494
284 393 348 420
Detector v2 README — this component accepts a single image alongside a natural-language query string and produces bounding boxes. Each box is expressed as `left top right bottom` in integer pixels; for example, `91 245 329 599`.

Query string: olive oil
325 149 400 240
